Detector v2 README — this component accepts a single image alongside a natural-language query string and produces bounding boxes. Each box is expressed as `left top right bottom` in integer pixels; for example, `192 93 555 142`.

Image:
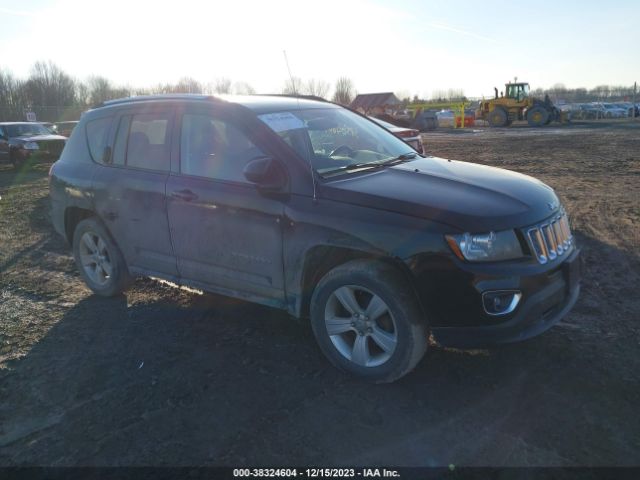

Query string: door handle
171 189 198 202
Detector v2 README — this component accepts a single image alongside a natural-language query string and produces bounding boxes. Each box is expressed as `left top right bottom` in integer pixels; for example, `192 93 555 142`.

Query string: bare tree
83 76 131 105
86 77 113 103
0 70 27 120
174 77 203 94
332 77 355 105
305 79 330 98
282 76 303 95
24 61 77 106
0 70 20 107
233 81 256 95
430 88 465 102
212 77 232 94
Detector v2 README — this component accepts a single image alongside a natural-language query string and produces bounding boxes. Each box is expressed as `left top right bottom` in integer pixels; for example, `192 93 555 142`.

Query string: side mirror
243 156 287 190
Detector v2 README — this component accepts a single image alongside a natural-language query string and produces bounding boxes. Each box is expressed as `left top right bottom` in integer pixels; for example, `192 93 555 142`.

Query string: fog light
482 290 522 316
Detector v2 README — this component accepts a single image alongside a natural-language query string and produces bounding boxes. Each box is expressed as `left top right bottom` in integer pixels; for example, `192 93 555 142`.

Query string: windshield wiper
351 152 417 169
323 152 418 175
379 152 418 165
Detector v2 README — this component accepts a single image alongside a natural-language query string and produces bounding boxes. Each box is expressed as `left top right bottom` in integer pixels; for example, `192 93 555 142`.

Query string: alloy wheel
324 285 398 367
78 231 113 287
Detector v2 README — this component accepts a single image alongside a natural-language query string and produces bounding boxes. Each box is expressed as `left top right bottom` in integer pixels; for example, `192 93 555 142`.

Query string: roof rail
100 94 217 108
256 93 330 103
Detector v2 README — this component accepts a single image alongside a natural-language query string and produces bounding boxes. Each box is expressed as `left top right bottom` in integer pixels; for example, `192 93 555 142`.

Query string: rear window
85 117 113 162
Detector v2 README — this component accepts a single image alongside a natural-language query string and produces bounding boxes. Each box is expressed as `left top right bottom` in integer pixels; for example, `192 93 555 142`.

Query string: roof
98 94 337 114
350 92 401 111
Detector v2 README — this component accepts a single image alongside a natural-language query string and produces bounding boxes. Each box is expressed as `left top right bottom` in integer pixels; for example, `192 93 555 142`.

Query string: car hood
320 156 561 232
12 134 67 142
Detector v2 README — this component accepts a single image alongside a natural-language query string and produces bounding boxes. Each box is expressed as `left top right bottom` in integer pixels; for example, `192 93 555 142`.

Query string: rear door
165 105 286 305
92 107 178 278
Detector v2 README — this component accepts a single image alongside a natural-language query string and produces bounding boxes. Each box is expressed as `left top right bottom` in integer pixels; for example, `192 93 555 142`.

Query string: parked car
615 103 635 117
598 103 629 118
38 122 58 133
49 94 581 383
369 116 424 153
0 122 67 169
54 120 79 137
575 103 604 119
436 109 455 126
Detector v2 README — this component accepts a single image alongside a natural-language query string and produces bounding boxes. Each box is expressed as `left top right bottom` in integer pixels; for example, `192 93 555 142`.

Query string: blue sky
0 0 637 98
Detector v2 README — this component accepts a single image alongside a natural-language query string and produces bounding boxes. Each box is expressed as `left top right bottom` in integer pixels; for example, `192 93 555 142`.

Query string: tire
72 217 132 296
487 108 508 127
527 106 549 127
310 260 428 383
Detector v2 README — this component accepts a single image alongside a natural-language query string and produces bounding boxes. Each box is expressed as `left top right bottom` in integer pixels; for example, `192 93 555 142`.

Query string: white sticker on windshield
258 112 305 132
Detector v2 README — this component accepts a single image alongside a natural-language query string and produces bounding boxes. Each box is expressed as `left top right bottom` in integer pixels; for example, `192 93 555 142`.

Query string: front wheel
487 108 508 127
527 106 549 127
72 217 132 296
310 260 428 383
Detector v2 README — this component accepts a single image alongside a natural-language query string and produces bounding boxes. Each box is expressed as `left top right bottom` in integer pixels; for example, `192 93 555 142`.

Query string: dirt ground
1 121 639 467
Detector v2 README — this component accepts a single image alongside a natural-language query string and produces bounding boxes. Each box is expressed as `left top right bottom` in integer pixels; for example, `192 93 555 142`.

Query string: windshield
5 123 52 137
258 108 418 176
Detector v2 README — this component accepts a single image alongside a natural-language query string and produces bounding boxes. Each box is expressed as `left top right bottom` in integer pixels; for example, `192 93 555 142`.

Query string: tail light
396 129 419 138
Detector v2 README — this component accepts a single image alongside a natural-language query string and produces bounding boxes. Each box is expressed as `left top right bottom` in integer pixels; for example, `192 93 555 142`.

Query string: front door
166 108 286 306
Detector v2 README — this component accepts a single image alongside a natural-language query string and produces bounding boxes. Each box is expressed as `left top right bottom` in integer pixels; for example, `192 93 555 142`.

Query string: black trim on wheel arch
310 259 428 383
72 217 132 297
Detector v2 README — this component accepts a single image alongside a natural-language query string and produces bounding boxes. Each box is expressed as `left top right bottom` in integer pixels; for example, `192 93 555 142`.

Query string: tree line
399 83 638 106
0 61 357 122
2 61 633 122
530 83 638 103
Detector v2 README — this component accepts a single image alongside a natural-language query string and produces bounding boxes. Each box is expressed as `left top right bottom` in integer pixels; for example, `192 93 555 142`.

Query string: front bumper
430 248 581 348
15 149 61 162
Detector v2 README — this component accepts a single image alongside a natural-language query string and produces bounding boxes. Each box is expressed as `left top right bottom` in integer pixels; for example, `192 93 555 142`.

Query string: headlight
23 141 39 150
445 230 523 262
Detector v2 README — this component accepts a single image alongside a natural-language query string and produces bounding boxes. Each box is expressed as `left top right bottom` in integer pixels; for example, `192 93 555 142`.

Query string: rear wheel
527 106 549 127
72 217 132 296
310 260 428 383
487 108 508 127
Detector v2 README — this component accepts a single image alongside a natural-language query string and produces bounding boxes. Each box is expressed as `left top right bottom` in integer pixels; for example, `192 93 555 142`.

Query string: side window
126 113 171 171
112 115 131 166
85 117 112 163
180 113 265 182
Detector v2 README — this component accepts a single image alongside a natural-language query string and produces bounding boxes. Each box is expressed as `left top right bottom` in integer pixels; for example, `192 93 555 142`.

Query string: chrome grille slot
560 216 572 248
542 224 557 260
552 220 565 254
526 210 573 264
528 228 548 264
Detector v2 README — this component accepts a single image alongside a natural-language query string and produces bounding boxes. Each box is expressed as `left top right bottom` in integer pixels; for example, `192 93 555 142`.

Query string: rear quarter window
85 117 113 163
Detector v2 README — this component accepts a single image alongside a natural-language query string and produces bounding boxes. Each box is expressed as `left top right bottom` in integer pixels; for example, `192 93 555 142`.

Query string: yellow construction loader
476 82 559 127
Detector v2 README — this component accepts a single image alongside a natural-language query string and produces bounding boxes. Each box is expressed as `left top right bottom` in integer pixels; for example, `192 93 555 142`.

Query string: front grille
526 210 573 264
41 140 66 157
